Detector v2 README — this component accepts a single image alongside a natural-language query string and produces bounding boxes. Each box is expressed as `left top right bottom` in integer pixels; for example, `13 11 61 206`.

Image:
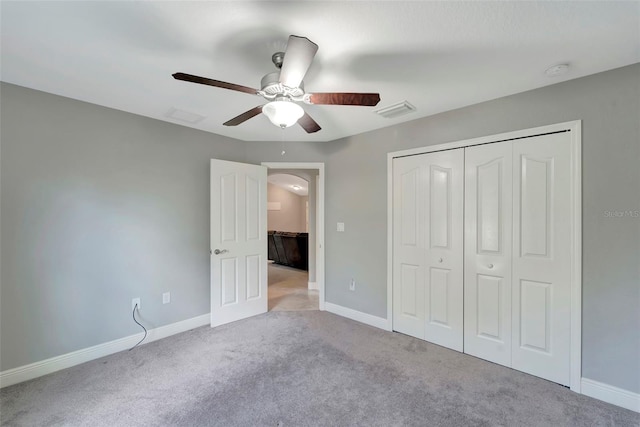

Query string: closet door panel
424 149 464 352
392 156 426 339
512 132 571 386
464 142 513 366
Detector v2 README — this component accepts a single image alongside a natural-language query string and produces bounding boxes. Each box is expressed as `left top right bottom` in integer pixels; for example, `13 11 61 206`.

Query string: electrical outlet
162 292 170 304
349 279 356 291
132 298 141 312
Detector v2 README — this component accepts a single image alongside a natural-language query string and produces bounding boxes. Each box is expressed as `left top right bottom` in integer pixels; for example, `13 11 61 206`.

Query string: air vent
375 101 416 119
166 107 206 124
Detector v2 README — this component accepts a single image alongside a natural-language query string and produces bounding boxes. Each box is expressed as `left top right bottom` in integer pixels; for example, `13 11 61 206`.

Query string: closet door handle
488 263 494 269
438 258 443 263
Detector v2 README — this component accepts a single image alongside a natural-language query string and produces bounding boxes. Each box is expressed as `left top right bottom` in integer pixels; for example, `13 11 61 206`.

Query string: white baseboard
0 313 210 388
581 378 640 413
324 302 391 331
308 281 318 290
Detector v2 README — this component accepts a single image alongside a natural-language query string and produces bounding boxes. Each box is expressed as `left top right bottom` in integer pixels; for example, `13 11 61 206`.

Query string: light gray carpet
1 311 638 426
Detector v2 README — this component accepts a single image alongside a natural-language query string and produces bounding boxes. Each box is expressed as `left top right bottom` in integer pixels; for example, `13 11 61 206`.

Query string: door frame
387 120 582 392
262 162 325 311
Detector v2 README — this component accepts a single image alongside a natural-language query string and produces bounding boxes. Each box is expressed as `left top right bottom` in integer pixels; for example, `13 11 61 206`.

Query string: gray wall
0 83 246 370
245 63 640 393
2 63 639 394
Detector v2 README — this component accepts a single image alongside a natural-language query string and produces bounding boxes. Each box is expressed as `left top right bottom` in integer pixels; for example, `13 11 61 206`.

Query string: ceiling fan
172 35 381 133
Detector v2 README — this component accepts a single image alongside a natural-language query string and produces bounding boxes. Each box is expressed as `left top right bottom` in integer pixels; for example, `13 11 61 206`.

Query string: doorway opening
263 163 325 312
266 173 316 311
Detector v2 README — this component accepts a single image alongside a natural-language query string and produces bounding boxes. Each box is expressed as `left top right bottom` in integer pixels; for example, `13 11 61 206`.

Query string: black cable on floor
129 303 147 351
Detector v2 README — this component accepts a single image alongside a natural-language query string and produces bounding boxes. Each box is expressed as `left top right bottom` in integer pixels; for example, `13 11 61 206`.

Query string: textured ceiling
1 1 638 142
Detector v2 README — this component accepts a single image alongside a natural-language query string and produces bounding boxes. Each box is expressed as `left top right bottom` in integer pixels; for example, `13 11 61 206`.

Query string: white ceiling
1 1 638 142
268 174 308 196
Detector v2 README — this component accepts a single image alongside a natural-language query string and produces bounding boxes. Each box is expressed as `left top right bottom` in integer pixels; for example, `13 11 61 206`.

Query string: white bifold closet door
464 141 513 367
511 133 571 385
464 132 572 386
392 149 464 352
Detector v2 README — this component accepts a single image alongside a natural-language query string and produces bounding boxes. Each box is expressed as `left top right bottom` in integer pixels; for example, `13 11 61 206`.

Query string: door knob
213 249 228 255
488 263 494 269
438 258 443 263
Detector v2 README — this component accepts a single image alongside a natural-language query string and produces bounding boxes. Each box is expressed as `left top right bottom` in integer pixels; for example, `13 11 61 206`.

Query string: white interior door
511 132 572 386
393 149 464 351
210 159 267 327
464 141 513 366
424 149 464 351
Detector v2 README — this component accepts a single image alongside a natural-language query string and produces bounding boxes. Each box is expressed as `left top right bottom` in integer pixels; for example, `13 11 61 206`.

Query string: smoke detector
545 64 570 77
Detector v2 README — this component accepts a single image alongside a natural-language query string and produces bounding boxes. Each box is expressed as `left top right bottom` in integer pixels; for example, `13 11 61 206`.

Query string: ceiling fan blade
223 106 264 126
307 92 381 106
298 112 322 133
279 35 318 89
173 72 258 95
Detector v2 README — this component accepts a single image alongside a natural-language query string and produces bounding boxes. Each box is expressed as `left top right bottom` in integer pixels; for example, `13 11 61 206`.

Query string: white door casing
511 133 572 386
211 159 267 327
464 141 513 367
393 149 464 351
261 162 325 310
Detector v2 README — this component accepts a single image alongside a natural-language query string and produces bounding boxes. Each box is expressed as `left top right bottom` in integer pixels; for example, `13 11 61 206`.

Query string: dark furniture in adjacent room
267 230 308 270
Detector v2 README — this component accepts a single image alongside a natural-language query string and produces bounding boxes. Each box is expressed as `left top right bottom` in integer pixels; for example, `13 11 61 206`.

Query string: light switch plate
337 222 345 232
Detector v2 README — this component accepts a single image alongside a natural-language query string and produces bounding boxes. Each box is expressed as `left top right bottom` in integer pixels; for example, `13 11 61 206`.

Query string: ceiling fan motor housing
260 71 304 97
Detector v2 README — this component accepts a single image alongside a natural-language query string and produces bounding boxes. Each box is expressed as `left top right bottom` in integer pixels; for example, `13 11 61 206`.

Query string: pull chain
280 127 286 156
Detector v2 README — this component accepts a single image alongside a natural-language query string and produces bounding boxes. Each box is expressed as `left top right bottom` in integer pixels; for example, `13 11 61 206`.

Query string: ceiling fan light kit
172 35 381 133
263 99 305 128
